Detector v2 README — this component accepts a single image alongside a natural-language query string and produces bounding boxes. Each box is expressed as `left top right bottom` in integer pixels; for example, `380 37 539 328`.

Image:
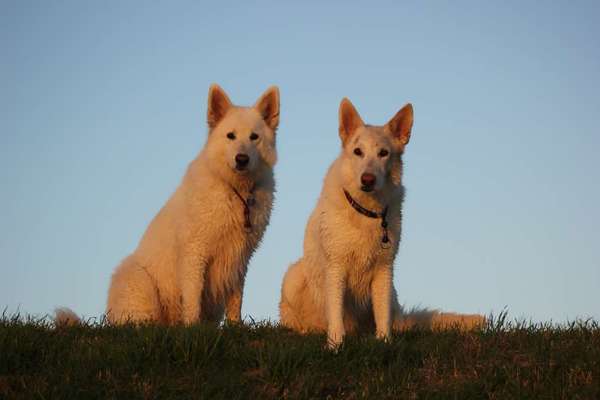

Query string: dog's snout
361 173 376 188
235 153 250 167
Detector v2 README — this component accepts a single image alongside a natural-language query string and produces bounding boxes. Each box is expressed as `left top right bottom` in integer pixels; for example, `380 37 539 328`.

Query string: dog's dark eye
250 132 259 141
226 132 236 140
378 149 389 157
353 148 363 157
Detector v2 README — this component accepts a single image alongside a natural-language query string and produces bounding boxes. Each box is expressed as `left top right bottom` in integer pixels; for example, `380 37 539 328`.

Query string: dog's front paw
376 330 391 343
325 338 343 352
326 329 345 351
224 317 243 326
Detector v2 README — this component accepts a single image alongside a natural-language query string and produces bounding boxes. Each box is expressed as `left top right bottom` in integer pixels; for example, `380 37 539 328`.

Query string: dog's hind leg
279 260 303 330
279 259 310 332
106 256 163 324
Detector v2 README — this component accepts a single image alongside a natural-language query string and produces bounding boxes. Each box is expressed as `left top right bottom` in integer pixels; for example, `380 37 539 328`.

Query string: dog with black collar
279 97 483 348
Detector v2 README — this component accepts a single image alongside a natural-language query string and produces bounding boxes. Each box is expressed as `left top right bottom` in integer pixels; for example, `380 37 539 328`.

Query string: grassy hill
1 313 598 399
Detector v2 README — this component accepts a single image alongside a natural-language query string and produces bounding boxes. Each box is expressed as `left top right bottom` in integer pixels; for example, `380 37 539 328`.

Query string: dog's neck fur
330 156 405 213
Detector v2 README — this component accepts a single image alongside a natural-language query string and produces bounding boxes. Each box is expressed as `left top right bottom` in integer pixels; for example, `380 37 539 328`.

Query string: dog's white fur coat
279 98 482 347
57 84 280 325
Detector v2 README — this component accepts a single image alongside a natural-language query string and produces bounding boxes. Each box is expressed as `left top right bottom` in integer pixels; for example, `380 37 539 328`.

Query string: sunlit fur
57 84 280 325
279 98 483 348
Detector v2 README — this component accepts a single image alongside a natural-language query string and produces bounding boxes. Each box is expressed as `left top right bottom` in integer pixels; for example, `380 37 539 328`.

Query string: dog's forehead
352 125 391 148
220 107 264 132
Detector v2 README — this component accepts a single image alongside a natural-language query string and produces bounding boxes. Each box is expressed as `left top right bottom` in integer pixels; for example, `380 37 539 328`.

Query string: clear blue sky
1 1 599 323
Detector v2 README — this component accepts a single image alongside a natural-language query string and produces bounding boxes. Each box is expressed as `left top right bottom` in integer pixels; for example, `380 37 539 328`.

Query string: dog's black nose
361 173 376 188
235 153 250 167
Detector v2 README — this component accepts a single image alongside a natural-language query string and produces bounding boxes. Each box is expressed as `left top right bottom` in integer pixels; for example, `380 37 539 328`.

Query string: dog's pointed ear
385 103 413 150
254 86 280 131
339 98 364 145
207 84 233 129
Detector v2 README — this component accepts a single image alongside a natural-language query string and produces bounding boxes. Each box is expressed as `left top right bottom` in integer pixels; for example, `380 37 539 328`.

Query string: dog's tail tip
394 309 486 332
54 307 80 327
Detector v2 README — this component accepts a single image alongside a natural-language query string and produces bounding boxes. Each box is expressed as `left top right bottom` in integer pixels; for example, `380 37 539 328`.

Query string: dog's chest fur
139 165 274 309
317 195 401 303
342 208 399 299
202 184 273 300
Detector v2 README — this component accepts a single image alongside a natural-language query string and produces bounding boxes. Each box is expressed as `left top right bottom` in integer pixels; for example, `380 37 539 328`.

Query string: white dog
279 98 482 347
57 84 280 325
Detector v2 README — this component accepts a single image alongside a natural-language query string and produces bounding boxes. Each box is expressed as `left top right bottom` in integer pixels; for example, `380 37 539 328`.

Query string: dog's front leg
225 274 246 323
325 264 346 349
371 265 393 341
179 252 208 325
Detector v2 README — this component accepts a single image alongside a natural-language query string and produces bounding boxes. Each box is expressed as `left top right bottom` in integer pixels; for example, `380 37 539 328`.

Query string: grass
1 312 599 399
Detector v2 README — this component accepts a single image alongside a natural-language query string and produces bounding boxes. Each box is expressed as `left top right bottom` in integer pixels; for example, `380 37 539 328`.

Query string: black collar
231 184 256 233
343 189 386 219
343 189 390 246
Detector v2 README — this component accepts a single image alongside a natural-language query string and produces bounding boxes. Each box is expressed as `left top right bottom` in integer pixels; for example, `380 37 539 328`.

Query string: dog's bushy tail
394 306 485 331
54 307 81 327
